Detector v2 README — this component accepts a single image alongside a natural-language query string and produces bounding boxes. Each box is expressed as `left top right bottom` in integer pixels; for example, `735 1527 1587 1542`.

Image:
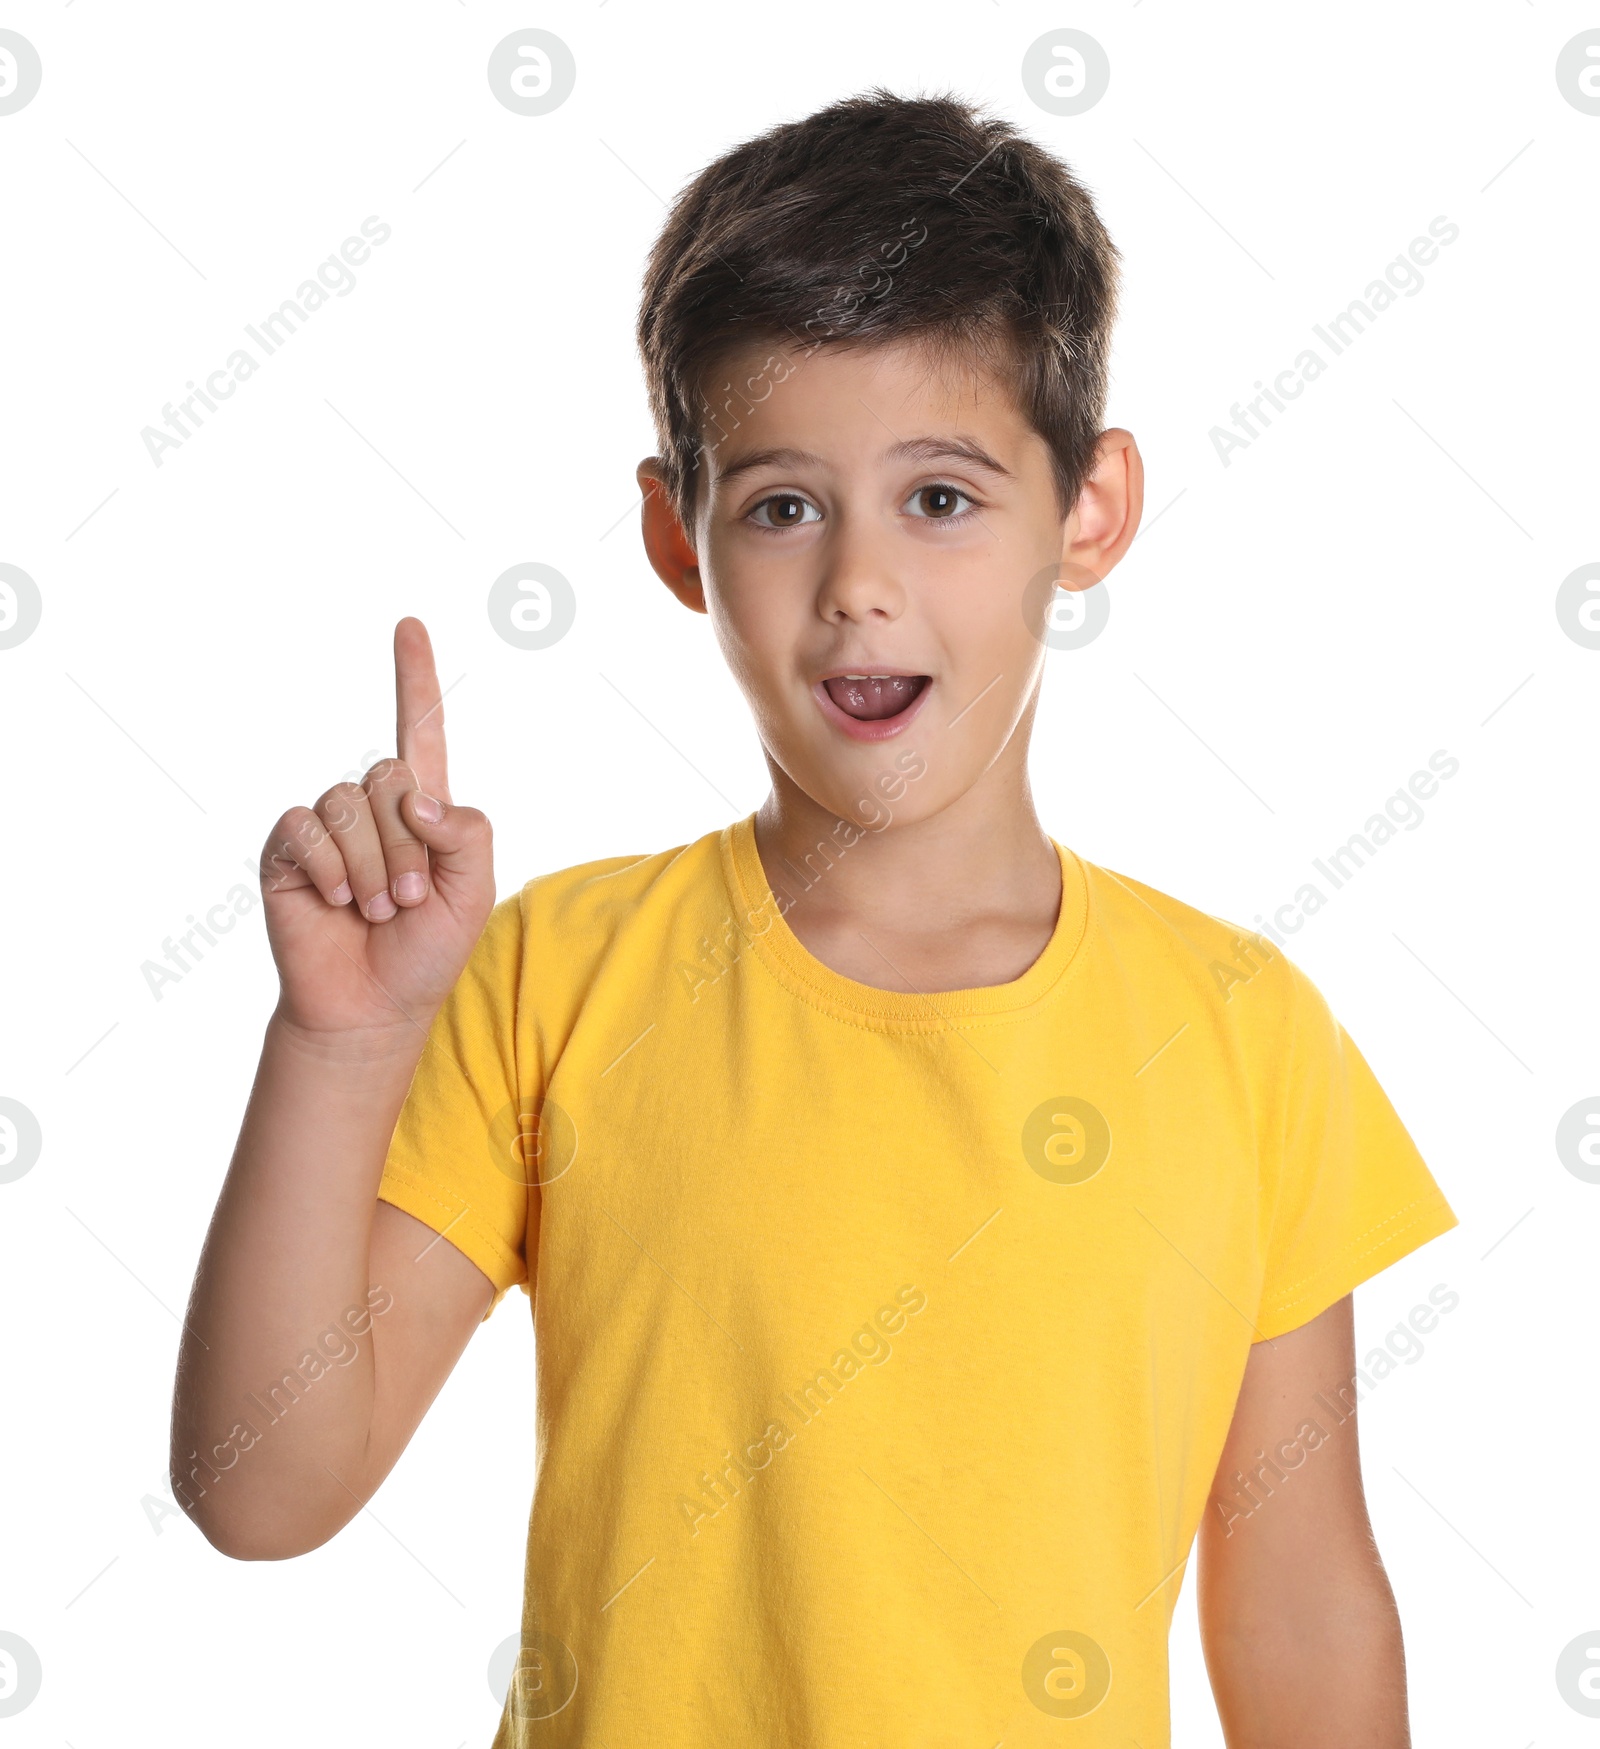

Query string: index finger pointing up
395 616 451 803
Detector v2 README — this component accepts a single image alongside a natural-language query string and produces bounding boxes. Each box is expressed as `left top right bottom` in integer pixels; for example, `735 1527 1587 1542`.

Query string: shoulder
478 827 731 983
474 829 732 1049
513 829 724 931
1076 854 1313 1035
1075 858 1356 1163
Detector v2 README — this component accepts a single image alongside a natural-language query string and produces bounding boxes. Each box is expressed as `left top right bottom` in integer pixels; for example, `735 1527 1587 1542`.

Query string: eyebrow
887 436 1014 479
714 446 825 485
713 436 1014 487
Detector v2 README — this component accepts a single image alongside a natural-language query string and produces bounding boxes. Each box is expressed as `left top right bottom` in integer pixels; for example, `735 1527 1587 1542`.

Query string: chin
784 750 943 836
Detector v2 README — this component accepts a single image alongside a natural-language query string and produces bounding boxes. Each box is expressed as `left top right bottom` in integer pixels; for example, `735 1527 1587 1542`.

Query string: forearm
169 1010 425 1558
1200 1534 1409 1746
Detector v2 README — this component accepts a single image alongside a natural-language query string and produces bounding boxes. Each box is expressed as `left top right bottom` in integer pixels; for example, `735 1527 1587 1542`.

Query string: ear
636 459 706 614
1057 428 1145 588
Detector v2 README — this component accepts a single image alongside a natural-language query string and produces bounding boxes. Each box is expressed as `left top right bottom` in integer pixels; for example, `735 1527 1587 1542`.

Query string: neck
752 746 1061 937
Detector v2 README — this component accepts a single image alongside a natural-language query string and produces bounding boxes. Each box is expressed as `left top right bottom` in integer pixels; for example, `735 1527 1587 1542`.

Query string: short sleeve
1255 963 1458 1341
377 891 532 1321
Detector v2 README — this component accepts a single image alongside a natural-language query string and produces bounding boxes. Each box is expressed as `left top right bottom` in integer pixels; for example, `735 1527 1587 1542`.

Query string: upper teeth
842 674 899 681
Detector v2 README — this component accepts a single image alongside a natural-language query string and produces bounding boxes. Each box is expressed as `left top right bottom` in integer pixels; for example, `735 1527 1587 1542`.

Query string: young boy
172 91 1457 1746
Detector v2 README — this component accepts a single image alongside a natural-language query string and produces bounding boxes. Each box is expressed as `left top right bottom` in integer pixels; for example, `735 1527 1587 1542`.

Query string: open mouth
821 673 930 723
813 671 933 744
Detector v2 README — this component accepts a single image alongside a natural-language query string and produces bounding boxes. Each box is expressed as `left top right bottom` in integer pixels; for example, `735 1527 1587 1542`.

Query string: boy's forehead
703 337 1031 472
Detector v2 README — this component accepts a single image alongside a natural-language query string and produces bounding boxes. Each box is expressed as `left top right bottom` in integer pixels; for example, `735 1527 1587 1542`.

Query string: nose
814 514 907 626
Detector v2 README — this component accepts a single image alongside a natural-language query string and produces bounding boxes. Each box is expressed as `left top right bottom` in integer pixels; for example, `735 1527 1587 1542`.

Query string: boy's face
638 338 1140 833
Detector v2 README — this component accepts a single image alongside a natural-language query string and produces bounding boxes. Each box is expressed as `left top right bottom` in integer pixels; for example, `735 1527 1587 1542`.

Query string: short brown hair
637 88 1122 529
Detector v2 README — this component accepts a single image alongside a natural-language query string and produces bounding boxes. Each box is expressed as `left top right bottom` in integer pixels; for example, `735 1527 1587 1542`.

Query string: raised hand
259 618 495 1044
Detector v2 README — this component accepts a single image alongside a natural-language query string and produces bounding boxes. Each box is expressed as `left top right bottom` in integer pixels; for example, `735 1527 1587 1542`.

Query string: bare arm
1197 1294 1410 1748
170 620 499 1560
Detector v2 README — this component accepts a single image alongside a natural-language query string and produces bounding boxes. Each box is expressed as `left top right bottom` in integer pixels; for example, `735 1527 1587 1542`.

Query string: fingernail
330 880 352 905
414 793 443 823
366 892 397 921
394 872 426 903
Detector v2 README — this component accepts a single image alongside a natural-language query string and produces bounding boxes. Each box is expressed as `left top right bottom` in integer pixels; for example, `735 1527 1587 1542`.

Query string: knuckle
260 846 301 894
317 782 367 831
267 807 309 846
287 809 330 853
262 808 327 882
363 757 414 794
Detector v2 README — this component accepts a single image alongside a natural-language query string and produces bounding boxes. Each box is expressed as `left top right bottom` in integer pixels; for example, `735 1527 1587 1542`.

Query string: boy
172 91 1457 1745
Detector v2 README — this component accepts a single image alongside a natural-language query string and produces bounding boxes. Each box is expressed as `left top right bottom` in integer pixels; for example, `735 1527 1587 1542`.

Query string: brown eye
909 484 971 519
751 493 820 529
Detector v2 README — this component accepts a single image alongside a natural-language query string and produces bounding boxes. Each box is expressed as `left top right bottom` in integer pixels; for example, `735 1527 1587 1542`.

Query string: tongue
824 675 926 721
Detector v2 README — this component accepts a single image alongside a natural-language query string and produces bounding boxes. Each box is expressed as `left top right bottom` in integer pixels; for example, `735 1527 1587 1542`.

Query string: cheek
701 564 802 702
930 553 1040 664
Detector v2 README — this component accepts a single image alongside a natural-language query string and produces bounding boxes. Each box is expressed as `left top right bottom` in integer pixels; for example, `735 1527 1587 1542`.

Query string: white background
2 2 1597 1741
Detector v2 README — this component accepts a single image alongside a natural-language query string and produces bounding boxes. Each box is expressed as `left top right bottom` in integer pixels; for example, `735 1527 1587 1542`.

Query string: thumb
401 790 494 895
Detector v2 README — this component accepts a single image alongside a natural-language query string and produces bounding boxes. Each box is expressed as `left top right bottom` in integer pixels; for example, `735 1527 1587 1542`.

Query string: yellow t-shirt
377 814 1457 1746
